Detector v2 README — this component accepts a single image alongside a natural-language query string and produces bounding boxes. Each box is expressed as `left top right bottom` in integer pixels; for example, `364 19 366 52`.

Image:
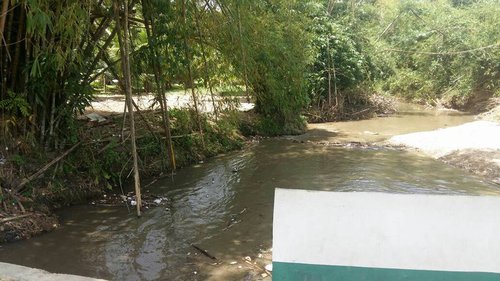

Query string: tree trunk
332 62 338 109
114 0 142 217
327 39 332 107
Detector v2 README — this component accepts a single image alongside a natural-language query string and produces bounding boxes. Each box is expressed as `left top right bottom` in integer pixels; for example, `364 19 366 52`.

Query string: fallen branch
5 189 26 213
222 219 241 231
0 214 31 223
244 259 272 276
191 244 217 260
350 106 373 116
15 142 81 192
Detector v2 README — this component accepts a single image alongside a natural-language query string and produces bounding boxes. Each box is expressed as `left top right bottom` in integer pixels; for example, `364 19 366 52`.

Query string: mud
440 149 500 184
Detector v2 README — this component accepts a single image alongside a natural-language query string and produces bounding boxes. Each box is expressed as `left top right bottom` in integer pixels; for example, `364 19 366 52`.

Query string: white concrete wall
273 189 500 273
0 262 106 281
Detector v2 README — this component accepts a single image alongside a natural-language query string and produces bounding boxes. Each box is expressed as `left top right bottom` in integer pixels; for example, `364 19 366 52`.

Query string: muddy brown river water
1 104 499 280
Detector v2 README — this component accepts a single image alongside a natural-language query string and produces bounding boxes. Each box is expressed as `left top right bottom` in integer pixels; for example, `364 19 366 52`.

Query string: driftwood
350 106 373 116
14 142 81 192
191 244 217 260
0 214 31 223
222 208 247 231
243 259 272 276
4 189 26 213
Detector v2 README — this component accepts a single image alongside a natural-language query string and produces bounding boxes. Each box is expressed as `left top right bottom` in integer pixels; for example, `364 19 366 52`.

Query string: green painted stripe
273 262 500 281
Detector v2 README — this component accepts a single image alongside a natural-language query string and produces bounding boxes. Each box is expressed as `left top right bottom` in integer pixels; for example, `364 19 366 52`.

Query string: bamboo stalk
142 0 176 170
1 214 31 224
192 0 218 121
10 8 24 91
100 53 159 139
181 0 205 149
0 0 9 42
114 0 142 217
15 142 81 192
82 27 118 82
236 4 251 103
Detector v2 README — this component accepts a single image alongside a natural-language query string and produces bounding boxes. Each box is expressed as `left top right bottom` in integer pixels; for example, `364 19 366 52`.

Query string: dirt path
86 93 254 116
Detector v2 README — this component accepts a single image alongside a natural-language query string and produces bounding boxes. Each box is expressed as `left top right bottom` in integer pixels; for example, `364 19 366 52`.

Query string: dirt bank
389 121 500 183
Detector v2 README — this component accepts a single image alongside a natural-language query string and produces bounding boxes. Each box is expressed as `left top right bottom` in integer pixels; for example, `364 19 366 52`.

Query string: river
1 104 499 280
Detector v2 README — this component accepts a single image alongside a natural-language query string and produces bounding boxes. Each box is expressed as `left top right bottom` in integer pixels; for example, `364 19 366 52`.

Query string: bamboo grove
3 0 498 147
0 0 313 149
1 0 499 211
0 0 315 216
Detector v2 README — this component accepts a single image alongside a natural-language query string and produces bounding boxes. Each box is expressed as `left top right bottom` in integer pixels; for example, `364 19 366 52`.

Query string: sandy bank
389 121 500 158
389 121 500 183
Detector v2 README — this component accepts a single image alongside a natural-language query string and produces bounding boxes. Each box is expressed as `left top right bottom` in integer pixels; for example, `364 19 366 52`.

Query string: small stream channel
1 104 499 280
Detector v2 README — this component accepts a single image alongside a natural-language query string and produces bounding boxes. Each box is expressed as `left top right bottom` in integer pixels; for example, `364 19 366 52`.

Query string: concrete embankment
389 121 500 183
0 262 106 281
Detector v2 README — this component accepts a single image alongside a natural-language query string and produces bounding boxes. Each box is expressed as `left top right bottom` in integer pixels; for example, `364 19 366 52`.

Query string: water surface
0 105 497 280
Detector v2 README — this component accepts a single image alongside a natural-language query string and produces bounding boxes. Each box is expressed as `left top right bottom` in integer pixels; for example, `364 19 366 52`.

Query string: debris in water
191 244 217 260
229 261 237 265
265 264 273 272
85 112 107 123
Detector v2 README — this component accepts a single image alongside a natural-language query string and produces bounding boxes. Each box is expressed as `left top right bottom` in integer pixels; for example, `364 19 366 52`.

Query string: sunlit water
0 105 498 280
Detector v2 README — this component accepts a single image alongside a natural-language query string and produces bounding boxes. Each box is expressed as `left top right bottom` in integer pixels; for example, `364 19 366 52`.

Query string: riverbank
0 108 246 243
293 102 500 186
389 120 500 184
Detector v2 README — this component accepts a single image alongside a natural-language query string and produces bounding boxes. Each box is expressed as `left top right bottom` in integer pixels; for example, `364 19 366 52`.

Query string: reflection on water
0 105 497 280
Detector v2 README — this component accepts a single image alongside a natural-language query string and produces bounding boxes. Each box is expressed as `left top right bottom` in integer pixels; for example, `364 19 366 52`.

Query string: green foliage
306 1 378 110
0 92 31 117
10 154 26 167
212 0 312 133
2 0 96 147
169 109 244 164
374 0 500 108
3 0 496 158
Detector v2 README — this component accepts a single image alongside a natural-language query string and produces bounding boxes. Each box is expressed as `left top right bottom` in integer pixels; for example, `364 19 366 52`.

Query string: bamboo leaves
25 5 52 36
